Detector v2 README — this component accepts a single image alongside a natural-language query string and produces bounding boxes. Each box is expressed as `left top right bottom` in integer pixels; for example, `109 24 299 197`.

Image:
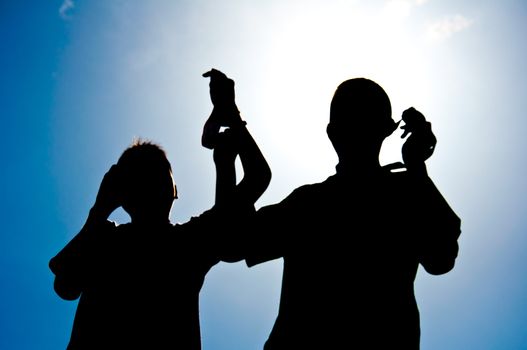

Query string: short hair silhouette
330 78 396 134
118 139 172 176
117 139 177 220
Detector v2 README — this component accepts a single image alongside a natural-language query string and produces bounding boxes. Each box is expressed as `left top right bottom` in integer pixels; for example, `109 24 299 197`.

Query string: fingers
203 68 234 90
108 164 119 175
102 164 119 183
93 164 123 217
202 68 228 79
400 125 411 139
400 107 428 138
402 107 425 123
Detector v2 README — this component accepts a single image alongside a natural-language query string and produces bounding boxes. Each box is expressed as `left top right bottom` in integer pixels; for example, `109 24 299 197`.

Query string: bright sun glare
251 1 432 177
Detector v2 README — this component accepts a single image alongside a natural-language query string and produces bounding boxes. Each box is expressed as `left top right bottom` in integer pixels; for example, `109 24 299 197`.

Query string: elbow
420 243 459 275
422 259 456 275
236 163 272 204
254 157 272 189
421 225 461 276
54 277 81 301
248 165 272 197
255 168 272 200
261 166 272 191
421 248 458 275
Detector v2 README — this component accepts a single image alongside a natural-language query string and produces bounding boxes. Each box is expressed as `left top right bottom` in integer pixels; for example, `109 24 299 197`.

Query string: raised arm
49 165 121 300
203 69 271 207
399 107 461 274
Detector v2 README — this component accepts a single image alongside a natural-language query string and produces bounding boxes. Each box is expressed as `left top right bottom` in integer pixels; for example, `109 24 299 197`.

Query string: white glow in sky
1 1 526 349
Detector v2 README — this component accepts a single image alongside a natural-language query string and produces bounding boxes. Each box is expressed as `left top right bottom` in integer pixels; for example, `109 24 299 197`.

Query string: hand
203 69 236 111
202 68 243 149
92 164 123 219
400 107 437 171
202 69 242 126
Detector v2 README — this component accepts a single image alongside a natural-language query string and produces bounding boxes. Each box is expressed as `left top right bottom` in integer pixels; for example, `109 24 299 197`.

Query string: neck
336 157 382 177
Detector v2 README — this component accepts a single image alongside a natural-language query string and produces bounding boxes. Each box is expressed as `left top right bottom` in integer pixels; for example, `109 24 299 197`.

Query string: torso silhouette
247 167 460 349
50 209 240 350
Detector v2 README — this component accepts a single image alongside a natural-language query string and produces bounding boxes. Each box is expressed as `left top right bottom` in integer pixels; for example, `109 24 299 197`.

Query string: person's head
327 78 397 164
117 139 177 223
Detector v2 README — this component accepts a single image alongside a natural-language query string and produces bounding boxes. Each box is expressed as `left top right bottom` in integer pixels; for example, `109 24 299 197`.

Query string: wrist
213 105 244 127
214 103 239 115
229 118 247 130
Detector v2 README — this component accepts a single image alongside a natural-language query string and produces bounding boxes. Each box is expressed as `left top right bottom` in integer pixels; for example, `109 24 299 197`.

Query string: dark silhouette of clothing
49 69 271 349
49 206 249 349
247 166 460 349
243 78 461 349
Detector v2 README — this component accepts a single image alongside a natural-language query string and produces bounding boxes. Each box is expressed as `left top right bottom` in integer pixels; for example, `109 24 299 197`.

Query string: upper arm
49 220 114 300
49 254 82 300
53 274 82 300
244 203 288 266
232 125 272 206
245 187 308 266
412 177 462 275
419 216 461 275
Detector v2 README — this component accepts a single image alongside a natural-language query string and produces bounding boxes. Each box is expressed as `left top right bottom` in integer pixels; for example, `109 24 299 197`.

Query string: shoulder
285 178 332 202
255 179 330 219
173 208 224 236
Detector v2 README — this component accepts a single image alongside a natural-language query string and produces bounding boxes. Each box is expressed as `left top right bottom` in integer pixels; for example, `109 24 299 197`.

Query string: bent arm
210 117 271 263
413 175 461 275
203 69 271 262
50 206 115 300
204 69 271 207
232 121 272 205
212 120 272 207
50 164 123 299
50 230 85 300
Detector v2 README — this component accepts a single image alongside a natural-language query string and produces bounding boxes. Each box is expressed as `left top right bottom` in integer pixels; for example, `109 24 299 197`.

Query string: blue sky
1 1 526 349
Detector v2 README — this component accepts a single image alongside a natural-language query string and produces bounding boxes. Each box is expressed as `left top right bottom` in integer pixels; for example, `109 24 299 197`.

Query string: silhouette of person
49 69 271 349
245 78 461 349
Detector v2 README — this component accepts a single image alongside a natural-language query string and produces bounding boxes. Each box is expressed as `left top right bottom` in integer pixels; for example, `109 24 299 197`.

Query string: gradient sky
1 1 526 349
